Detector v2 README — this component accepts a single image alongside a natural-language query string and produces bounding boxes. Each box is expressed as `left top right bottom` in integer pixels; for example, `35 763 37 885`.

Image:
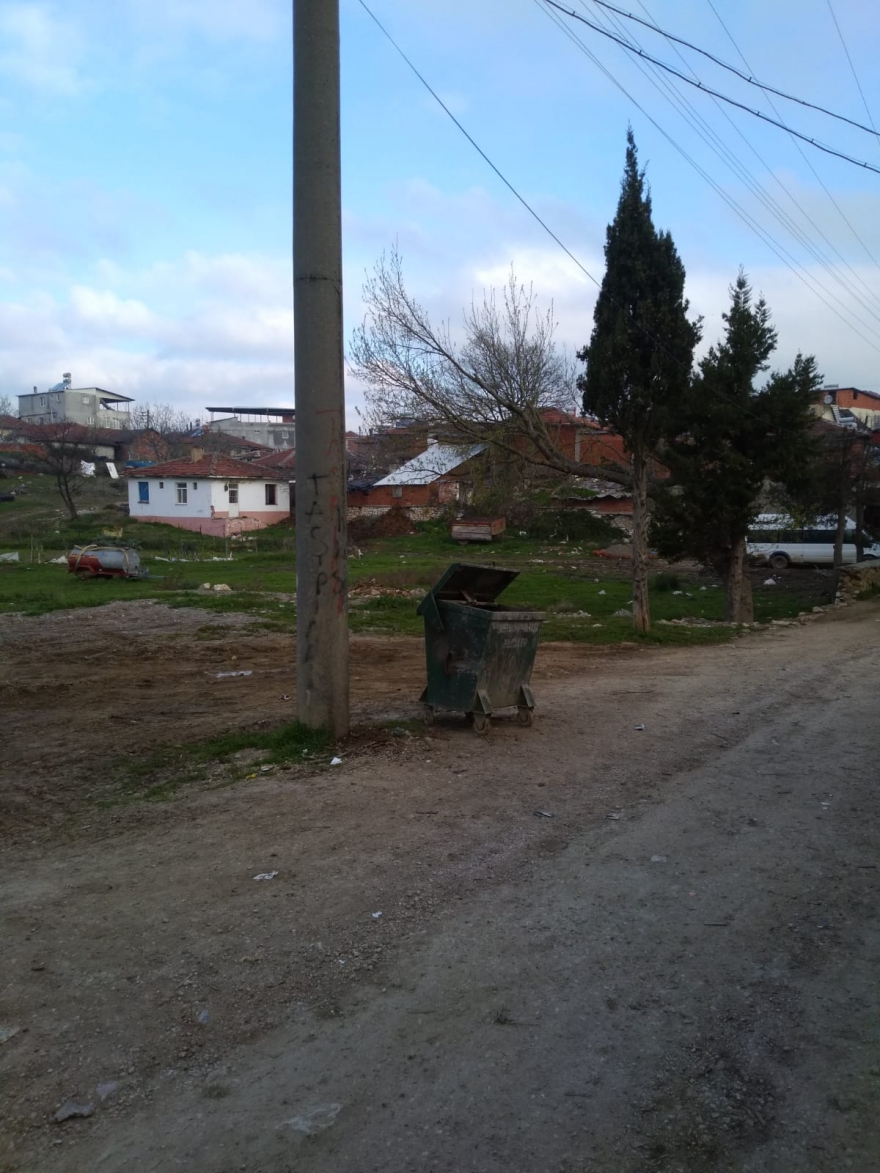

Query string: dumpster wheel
516 706 534 727
422 704 435 726
468 712 490 735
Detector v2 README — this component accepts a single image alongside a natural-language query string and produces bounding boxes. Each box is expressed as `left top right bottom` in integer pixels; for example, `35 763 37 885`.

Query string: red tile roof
252 448 296 471
123 452 282 480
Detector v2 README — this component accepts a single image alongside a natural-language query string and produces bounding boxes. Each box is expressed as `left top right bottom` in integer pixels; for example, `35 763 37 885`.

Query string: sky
1 0 879 428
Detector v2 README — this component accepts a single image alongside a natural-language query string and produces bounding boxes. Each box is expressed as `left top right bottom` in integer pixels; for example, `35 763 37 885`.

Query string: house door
227 483 240 518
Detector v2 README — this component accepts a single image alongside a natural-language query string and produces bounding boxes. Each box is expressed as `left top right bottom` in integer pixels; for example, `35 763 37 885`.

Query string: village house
348 440 485 518
125 450 290 536
815 385 880 430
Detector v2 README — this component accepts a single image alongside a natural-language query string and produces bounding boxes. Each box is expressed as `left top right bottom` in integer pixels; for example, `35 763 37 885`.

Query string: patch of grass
107 721 332 806
856 583 880 601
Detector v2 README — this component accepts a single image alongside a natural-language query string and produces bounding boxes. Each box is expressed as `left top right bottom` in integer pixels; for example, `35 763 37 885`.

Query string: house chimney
191 445 204 462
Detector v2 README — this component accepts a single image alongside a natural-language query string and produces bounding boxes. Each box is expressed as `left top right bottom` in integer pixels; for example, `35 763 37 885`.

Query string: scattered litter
213 583 233 592
763 578 776 587
330 756 343 767
54 1102 94 1124
283 1103 342 1135
197 1009 210 1025
371 911 383 920
215 670 252 678
245 773 257 780
605 811 622 820
613 608 632 617
0 552 19 563
533 810 555 819
592 623 602 627
260 764 273 773
672 590 683 596
700 586 707 591
650 854 667 863
598 589 606 596
634 723 645 731
280 694 291 701
0 1025 21 1045
95 1082 118 1103
253 871 279 881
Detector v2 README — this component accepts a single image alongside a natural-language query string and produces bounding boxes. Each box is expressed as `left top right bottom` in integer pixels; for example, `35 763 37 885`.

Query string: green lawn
0 507 810 645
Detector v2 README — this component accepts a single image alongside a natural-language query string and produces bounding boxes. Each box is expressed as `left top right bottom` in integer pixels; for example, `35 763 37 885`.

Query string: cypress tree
579 129 700 632
651 272 822 621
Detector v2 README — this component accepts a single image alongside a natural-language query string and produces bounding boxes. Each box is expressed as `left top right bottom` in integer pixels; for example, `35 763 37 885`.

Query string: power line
581 0 879 139
355 0 806 430
824 0 880 148
545 0 880 176
704 0 880 276
534 0 880 355
628 0 880 317
576 0 880 333
354 0 604 294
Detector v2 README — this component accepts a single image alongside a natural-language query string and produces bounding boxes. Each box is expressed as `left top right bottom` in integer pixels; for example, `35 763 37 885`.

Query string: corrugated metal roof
373 443 485 486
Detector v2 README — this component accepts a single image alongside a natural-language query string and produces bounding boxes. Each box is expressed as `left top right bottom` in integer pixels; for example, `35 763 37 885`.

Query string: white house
126 451 290 536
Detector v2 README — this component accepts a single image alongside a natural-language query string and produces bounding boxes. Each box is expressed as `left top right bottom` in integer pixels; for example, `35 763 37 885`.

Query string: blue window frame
138 481 150 503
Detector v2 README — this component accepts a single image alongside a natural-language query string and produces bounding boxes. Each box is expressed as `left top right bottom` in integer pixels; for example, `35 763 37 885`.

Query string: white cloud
0 5 85 96
124 0 281 43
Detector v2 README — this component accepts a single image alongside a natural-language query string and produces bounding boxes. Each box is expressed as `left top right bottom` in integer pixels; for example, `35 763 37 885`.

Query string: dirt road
2 602 879 1171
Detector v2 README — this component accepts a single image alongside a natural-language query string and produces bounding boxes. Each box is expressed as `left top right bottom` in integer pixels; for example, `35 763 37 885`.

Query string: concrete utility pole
293 0 349 736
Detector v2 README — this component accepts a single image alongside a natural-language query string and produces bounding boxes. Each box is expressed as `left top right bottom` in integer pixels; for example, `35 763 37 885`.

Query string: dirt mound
349 507 418 541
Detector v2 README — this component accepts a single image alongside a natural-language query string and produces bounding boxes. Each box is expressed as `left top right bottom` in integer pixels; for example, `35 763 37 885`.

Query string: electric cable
824 0 880 149
704 0 880 275
534 0 880 355
576 0 880 331
579 0 880 138
631 0 880 314
545 0 880 176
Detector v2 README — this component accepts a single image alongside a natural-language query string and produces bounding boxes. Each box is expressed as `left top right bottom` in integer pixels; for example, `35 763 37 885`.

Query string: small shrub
651 572 681 593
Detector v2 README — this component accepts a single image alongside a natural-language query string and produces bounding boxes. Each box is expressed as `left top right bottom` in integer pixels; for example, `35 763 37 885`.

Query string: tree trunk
631 449 650 633
855 494 865 562
833 501 847 569
719 538 753 624
57 474 78 521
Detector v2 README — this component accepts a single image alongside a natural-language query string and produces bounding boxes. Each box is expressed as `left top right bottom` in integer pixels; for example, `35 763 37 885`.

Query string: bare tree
130 402 193 435
350 248 631 488
22 423 97 519
0 394 15 417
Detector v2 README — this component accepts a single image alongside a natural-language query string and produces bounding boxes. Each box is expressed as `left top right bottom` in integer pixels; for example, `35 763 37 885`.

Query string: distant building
814 386 880 430
18 374 133 430
200 407 296 451
125 449 291 537
348 440 485 516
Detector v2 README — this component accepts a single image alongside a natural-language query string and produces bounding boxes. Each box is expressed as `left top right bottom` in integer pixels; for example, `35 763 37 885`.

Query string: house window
853 390 859 400
138 481 149 503
176 482 188 504
192 482 198 489
227 483 239 504
159 482 164 489
392 485 403 499
265 483 277 505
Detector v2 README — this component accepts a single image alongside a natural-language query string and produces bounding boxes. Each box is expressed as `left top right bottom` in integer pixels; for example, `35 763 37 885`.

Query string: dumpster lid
423 562 519 605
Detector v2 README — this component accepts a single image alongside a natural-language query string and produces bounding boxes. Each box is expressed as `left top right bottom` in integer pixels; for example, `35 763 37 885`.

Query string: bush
650 571 682 593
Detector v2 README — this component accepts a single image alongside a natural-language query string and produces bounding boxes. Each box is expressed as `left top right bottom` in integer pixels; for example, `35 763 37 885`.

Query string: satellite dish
823 394 833 405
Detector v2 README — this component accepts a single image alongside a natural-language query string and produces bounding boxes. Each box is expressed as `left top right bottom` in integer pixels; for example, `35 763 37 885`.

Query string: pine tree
651 272 822 621
578 129 700 632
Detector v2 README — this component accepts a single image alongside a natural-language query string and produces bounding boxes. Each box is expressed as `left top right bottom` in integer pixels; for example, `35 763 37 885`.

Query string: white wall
127 475 290 518
128 475 213 519
209 478 290 515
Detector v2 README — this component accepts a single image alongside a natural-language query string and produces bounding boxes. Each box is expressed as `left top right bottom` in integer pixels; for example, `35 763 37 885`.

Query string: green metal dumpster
417 563 545 733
